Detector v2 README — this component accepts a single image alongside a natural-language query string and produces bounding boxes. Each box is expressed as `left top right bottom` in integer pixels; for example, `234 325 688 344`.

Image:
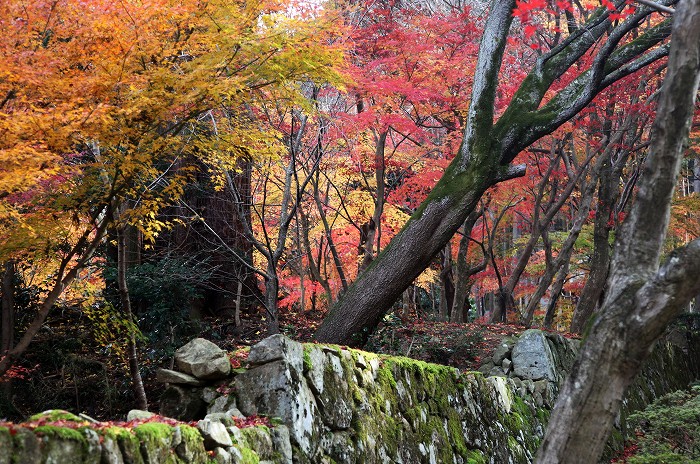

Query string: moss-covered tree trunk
537 1 700 460
315 0 678 344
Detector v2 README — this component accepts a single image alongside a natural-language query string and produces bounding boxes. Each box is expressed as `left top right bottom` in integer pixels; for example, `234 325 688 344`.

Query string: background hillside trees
0 0 341 376
315 0 681 344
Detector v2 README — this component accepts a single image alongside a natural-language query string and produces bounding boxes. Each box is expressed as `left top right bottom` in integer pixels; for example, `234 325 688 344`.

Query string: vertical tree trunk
537 3 700 460
438 242 454 321
543 259 569 329
1 261 14 357
264 262 281 335
117 224 148 410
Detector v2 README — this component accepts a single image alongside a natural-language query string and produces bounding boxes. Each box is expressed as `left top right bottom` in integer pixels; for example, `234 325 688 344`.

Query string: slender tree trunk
263 264 281 335
1 261 14 357
537 4 700 460
360 131 388 272
543 259 569 329
117 224 148 410
438 242 454 321
1 261 15 398
451 210 486 322
569 174 614 332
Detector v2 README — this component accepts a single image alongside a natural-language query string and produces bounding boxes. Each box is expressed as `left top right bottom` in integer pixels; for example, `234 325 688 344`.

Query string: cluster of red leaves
232 415 271 428
228 348 250 369
0 363 37 383
610 442 639 462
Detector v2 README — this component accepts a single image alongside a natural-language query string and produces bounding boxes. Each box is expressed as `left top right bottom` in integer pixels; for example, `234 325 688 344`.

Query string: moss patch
28 410 83 423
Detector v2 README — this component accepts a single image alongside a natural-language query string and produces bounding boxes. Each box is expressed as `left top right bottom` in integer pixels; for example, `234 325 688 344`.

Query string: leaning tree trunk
314 0 678 344
537 2 700 460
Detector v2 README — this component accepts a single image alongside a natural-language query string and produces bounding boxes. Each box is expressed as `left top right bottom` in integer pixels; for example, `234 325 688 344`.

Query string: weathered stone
126 410 155 421
478 360 495 375
197 418 233 448
502 358 512 374
133 423 174 464
83 427 103 464
101 436 125 464
511 329 557 381
240 426 274 459
491 342 512 366
174 425 206 463
204 413 236 427
304 345 354 430
207 394 236 415
156 368 205 386
40 434 86 464
12 427 42 464
115 429 145 464
212 447 232 464
226 407 244 418
488 376 512 413
159 385 206 421
271 426 293 464
175 338 231 380
247 334 303 372
0 427 12 464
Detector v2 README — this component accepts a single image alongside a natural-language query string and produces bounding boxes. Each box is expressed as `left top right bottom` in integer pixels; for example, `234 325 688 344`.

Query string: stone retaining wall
1 328 697 464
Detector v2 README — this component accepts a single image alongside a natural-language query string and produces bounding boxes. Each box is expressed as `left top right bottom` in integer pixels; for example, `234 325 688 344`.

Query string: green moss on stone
238 446 260 464
179 424 203 444
33 425 87 444
303 346 313 373
28 410 83 423
134 422 174 442
103 425 134 441
467 449 487 464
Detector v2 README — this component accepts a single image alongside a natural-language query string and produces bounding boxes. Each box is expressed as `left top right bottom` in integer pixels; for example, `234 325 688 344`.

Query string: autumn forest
1 0 699 461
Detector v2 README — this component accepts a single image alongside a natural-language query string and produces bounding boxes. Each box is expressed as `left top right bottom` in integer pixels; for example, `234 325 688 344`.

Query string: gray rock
478 361 495 375
234 359 320 457
240 426 274 459
207 394 236 415
502 358 512 374
159 385 206 421
126 410 155 421
212 447 232 464
226 408 244 418
100 436 124 464
491 342 512 366
271 426 293 464
305 345 354 430
0 427 12 464
156 368 205 386
197 419 233 448
204 413 236 427
511 329 557 381
41 434 86 464
83 428 103 464
176 338 231 380
247 334 303 372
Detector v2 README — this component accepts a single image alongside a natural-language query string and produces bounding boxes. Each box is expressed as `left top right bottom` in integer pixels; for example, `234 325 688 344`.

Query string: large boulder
511 329 557 382
175 338 231 380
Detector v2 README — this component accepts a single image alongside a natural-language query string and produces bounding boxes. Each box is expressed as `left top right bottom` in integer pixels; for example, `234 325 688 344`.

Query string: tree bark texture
1 261 15 357
117 223 149 410
537 1 700 460
314 0 677 344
